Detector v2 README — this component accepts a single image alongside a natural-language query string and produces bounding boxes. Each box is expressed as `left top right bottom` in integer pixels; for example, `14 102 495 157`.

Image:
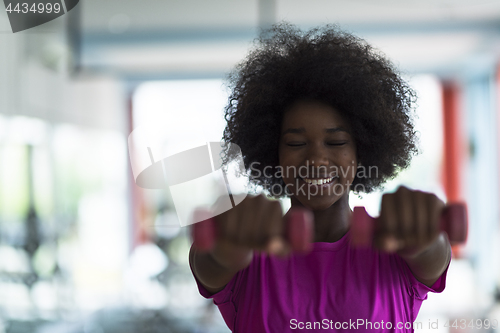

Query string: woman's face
278 100 357 211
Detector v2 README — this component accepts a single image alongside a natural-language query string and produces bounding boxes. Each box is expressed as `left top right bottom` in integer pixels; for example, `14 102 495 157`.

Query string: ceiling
30 0 500 80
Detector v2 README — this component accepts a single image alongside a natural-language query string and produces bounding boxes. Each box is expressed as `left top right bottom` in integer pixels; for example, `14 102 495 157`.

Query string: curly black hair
222 23 418 198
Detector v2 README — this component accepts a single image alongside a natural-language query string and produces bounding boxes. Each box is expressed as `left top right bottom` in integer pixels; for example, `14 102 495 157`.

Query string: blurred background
1 0 500 332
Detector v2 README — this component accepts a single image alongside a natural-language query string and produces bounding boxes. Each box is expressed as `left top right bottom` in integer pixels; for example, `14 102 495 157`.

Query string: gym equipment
192 203 468 252
351 203 468 247
191 207 314 253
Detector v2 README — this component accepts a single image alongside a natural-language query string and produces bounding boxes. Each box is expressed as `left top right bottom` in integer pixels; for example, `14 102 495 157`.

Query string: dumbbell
191 207 314 253
351 202 468 247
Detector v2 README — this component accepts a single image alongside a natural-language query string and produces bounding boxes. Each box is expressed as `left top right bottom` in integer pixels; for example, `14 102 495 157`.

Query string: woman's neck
290 193 352 243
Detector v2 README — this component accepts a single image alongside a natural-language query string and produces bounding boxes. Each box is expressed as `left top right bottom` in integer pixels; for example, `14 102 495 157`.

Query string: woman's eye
327 141 347 146
287 142 305 147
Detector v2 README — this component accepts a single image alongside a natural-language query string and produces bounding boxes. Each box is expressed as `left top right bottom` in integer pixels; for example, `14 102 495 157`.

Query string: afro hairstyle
221 23 418 198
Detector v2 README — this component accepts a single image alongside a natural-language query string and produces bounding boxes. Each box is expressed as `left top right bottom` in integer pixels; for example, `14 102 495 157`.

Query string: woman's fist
193 194 313 258
215 194 288 254
376 186 446 257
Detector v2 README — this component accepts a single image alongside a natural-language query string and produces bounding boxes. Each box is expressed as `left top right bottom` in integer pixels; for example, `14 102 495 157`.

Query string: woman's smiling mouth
298 176 339 188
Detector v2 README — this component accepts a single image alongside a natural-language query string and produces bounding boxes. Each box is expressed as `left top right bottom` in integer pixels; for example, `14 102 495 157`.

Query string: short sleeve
397 245 451 300
395 247 451 321
409 258 449 299
189 262 236 302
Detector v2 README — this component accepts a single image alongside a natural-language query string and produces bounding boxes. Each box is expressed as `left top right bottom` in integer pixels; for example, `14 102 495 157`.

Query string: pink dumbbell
351 202 468 247
191 207 314 253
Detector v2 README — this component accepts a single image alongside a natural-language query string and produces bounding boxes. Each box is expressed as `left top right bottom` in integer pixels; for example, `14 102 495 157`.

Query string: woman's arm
398 232 451 287
189 241 253 294
189 194 287 294
376 186 452 287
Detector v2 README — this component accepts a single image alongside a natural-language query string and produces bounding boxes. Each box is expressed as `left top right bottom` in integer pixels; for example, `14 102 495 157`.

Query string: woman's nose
305 143 330 167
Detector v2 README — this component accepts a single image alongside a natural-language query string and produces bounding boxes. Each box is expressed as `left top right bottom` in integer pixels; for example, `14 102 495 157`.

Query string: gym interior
0 0 500 332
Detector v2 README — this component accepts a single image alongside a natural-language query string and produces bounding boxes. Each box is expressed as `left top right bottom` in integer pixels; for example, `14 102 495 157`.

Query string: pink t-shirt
192 230 449 332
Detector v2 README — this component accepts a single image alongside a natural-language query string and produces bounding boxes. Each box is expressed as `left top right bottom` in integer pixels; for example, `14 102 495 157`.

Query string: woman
189 23 451 332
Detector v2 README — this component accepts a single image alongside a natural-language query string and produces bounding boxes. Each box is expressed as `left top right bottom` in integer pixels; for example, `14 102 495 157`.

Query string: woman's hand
210 194 291 260
375 186 446 258
190 194 293 293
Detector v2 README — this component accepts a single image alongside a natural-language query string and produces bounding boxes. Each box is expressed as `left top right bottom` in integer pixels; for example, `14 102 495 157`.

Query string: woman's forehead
282 100 350 130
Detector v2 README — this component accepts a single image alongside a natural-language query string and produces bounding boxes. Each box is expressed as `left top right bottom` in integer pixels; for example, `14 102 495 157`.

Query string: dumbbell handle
351 203 468 247
191 207 314 253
